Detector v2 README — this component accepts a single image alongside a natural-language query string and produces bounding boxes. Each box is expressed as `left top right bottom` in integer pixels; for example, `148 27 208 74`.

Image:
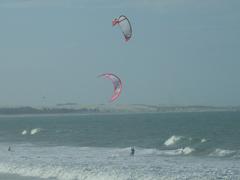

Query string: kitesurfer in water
130 147 135 156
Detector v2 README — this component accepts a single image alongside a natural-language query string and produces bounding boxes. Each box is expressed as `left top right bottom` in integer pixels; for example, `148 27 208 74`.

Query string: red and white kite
98 73 122 102
112 15 132 42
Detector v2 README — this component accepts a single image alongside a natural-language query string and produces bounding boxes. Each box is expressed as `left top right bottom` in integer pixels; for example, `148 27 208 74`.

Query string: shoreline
0 107 239 117
0 109 238 118
0 104 238 117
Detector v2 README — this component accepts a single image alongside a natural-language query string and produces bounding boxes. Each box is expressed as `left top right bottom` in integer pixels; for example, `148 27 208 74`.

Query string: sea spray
181 147 195 155
21 130 27 135
209 149 236 157
162 147 195 156
30 128 41 135
164 135 182 146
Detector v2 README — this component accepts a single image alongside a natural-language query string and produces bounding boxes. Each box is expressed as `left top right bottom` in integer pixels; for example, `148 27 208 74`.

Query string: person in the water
8 146 11 152
130 147 135 156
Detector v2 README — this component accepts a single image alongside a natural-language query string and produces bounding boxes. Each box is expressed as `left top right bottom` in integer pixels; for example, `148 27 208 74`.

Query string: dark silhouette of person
130 147 135 156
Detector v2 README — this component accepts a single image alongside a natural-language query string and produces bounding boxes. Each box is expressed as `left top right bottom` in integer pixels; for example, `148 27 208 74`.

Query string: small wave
30 128 41 135
201 138 207 143
21 130 28 135
162 147 195 156
164 135 182 146
134 147 194 156
181 147 195 155
209 149 236 157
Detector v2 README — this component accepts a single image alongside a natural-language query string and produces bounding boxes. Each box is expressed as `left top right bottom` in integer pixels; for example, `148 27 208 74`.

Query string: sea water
0 112 240 179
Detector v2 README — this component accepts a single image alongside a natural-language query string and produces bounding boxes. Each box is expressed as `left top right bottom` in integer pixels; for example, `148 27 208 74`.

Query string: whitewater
0 112 240 179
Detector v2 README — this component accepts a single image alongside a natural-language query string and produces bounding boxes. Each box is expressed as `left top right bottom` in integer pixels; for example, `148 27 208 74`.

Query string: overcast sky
0 0 239 106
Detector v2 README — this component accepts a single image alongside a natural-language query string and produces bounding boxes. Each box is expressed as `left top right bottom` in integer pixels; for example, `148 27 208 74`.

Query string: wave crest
30 128 41 135
164 135 182 146
21 130 28 135
209 149 236 157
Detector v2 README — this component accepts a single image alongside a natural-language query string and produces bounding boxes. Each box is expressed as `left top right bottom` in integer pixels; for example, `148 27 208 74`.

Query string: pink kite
98 73 122 102
112 15 132 42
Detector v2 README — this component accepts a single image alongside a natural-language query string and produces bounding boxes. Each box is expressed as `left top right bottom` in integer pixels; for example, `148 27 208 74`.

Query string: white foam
30 128 41 135
0 144 239 180
163 147 194 156
210 149 235 157
137 148 159 156
0 162 158 180
109 147 195 157
201 138 207 143
161 149 183 156
164 135 182 146
181 147 195 155
21 130 27 135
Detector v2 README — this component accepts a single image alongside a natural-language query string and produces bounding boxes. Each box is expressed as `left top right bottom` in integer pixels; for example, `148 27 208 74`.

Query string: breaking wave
160 147 195 156
30 128 41 135
163 135 210 150
209 149 236 157
164 135 182 146
21 130 27 135
126 147 195 156
180 147 195 155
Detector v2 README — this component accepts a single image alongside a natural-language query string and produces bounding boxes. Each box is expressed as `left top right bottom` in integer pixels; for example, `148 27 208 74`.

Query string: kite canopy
98 73 122 102
112 15 132 42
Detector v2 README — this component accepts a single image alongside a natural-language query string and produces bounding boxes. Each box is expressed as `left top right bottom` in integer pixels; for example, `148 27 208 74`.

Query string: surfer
130 147 135 156
8 146 11 152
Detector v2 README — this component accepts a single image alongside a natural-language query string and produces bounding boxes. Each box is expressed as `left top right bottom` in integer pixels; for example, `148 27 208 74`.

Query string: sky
0 0 239 106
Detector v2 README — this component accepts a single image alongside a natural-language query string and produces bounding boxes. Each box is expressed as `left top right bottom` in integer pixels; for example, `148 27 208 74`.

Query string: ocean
0 111 240 179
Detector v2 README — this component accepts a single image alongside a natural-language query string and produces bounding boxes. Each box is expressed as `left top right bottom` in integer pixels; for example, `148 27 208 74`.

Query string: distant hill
0 106 99 115
0 104 238 115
